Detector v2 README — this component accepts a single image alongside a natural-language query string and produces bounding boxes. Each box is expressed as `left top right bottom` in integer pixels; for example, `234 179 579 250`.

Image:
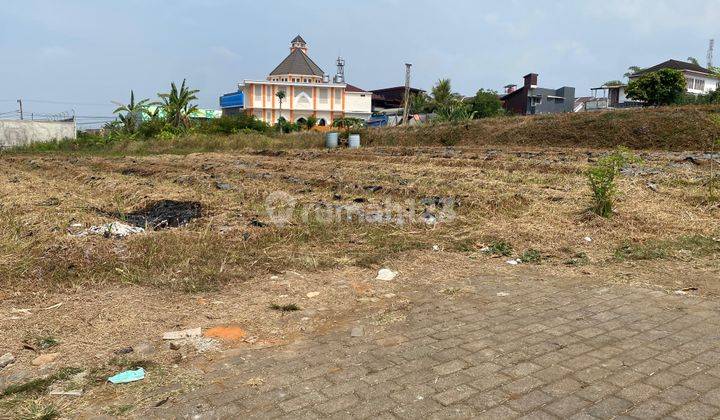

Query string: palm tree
431 79 454 108
156 79 199 129
112 90 149 133
623 66 643 78
276 90 286 121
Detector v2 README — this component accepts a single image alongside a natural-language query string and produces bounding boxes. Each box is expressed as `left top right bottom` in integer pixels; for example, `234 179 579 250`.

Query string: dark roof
345 84 368 93
633 59 713 76
371 86 425 94
270 49 324 76
291 35 306 44
500 87 526 100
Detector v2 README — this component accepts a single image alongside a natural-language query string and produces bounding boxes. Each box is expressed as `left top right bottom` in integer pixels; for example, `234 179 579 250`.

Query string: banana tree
112 90 149 133
156 79 199 129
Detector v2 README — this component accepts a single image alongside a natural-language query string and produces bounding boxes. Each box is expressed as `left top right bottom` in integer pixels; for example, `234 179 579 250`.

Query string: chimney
504 84 517 94
524 73 538 88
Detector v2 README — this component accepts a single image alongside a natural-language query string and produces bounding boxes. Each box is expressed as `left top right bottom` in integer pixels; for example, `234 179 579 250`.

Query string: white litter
163 327 202 340
583 237 593 243
506 259 520 266
306 292 320 298
376 268 398 281
496 292 509 297
432 245 440 251
76 222 144 238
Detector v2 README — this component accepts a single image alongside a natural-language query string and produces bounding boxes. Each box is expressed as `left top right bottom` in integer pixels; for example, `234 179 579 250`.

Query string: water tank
348 134 360 149
325 132 339 149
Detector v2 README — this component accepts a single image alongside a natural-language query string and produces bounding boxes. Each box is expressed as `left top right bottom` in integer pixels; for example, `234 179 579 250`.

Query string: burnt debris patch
121 200 202 230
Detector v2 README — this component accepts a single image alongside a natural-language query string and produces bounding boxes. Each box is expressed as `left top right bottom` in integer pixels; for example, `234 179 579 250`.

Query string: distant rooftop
632 59 714 76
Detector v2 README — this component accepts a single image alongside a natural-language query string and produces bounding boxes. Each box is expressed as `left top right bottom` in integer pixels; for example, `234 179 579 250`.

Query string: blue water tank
219 91 244 109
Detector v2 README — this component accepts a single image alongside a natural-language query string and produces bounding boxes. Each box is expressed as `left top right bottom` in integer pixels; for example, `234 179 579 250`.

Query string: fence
0 119 76 148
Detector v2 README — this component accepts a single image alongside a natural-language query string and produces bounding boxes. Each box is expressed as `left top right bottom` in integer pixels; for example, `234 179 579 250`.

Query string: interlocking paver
146 278 720 419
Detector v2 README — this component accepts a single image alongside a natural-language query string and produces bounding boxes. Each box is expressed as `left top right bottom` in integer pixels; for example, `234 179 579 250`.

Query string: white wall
0 120 76 148
685 73 720 94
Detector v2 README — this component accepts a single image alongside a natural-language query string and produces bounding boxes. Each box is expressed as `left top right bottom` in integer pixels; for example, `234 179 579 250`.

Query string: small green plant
269 303 300 312
519 249 542 264
564 252 589 266
586 147 641 217
35 335 59 350
483 240 513 257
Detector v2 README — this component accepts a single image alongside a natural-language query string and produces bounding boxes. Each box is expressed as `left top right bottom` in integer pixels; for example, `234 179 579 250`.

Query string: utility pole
401 63 412 125
17 99 23 120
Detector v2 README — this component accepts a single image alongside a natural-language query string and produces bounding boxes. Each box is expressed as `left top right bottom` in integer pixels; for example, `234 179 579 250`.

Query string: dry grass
0 145 718 293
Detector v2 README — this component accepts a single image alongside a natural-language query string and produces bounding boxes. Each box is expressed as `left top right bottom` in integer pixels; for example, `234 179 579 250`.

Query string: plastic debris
76 222 145 238
376 268 398 281
432 245 440 251
350 326 364 337
49 389 83 397
108 368 145 384
506 259 520 266
306 291 320 298
497 292 510 297
583 237 593 243
163 327 202 340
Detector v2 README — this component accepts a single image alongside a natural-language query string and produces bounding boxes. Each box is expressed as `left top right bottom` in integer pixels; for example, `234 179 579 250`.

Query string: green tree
623 66 643 78
468 89 502 119
305 115 317 130
276 90 286 121
428 79 463 112
625 69 687 106
687 57 699 65
604 80 623 86
408 92 431 114
156 79 199 129
112 90 149 134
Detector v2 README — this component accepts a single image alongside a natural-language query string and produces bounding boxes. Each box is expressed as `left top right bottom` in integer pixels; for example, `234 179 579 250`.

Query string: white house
238 36 372 126
579 59 719 112
629 59 720 95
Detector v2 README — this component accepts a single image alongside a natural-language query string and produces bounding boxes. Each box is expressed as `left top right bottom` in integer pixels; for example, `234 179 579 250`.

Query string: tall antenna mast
708 39 715 68
401 63 412 125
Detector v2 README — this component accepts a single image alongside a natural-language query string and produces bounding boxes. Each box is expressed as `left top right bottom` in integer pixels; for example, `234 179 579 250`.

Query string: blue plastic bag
108 367 145 384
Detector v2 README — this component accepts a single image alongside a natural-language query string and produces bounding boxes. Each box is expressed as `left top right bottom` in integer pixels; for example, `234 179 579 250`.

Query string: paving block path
148 278 720 419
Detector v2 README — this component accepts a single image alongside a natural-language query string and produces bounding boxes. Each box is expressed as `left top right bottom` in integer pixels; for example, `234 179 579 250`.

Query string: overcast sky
1 0 718 124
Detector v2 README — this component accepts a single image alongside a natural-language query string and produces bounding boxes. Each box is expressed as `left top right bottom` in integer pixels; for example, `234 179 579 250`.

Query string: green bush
587 147 640 217
199 114 270 135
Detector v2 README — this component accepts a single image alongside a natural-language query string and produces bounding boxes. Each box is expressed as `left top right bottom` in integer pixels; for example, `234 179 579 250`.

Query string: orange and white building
239 35 372 126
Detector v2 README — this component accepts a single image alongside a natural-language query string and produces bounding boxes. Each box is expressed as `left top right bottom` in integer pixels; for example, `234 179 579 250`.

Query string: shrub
586 147 640 217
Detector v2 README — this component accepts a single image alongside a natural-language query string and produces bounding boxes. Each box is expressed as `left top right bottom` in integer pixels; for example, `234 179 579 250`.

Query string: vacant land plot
0 125 719 416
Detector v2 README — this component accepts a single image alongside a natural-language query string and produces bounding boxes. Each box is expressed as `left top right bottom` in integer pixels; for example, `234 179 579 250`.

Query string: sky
0 0 718 125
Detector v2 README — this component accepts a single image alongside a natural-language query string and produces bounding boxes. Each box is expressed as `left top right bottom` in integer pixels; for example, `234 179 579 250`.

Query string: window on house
695 79 705 91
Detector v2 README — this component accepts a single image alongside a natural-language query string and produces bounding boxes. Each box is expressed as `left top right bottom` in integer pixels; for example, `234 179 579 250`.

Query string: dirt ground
0 145 718 417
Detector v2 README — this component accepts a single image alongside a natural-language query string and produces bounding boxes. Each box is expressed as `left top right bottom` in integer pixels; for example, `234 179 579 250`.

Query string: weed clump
483 241 513 257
